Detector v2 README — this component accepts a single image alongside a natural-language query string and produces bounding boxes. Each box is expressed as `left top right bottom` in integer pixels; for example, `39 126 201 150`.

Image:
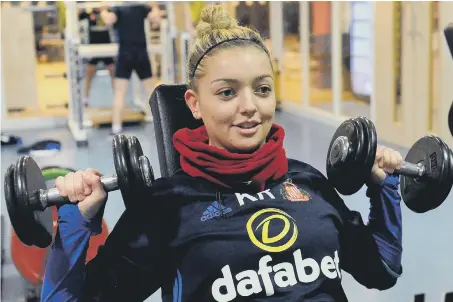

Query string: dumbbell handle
394 161 426 178
331 136 426 178
38 174 119 208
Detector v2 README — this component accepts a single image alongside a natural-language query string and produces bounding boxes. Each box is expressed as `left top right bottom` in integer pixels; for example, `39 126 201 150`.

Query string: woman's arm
336 174 403 290
41 201 174 302
41 204 101 301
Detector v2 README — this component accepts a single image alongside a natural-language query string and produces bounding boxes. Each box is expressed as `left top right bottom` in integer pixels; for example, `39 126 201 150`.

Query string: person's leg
141 78 156 99
84 60 98 107
107 63 115 90
102 57 116 90
134 50 156 120
112 79 130 134
134 50 155 99
112 52 133 134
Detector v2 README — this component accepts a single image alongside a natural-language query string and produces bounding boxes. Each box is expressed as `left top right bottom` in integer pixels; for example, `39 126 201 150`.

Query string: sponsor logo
235 189 276 206
211 208 341 301
201 201 232 222
246 208 298 253
281 179 311 202
212 249 341 302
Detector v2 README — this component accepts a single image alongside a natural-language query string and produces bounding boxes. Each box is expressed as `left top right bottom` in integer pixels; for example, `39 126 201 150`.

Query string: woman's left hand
369 145 404 184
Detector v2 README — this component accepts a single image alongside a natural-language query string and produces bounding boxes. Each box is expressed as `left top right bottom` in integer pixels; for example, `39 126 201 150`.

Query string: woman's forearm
367 174 403 275
41 205 101 301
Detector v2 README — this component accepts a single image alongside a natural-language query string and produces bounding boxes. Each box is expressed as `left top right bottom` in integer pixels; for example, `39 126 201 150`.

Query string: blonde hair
187 5 270 90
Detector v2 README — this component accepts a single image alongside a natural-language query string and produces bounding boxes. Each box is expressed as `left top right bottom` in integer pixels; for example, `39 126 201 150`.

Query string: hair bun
196 5 238 38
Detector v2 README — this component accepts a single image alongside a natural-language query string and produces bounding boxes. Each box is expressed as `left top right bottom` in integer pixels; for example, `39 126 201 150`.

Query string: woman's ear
185 89 201 120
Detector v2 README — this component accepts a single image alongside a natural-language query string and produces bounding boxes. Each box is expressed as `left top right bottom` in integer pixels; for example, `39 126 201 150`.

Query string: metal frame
269 1 283 71
1 2 184 143
179 32 192 84
75 1 152 10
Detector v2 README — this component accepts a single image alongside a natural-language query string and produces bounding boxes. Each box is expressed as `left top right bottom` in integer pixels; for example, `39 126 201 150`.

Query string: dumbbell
4 135 154 248
444 23 453 60
326 116 452 213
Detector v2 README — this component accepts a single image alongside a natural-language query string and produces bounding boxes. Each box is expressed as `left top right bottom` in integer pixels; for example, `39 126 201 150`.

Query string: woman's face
185 46 276 153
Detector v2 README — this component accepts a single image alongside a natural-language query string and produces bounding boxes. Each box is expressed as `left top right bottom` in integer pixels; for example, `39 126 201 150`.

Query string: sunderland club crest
281 179 311 202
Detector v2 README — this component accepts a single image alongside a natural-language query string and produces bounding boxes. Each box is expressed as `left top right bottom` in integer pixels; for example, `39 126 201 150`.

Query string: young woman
42 5 403 302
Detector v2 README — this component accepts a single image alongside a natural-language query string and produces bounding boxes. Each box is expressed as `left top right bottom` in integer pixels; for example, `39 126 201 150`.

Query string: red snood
173 124 288 191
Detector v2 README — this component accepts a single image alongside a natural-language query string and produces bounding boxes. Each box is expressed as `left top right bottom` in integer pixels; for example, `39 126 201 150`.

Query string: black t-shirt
109 5 151 48
79 9 111 44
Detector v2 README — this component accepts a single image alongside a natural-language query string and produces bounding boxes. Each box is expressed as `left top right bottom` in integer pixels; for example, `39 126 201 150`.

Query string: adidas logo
200 201 232 222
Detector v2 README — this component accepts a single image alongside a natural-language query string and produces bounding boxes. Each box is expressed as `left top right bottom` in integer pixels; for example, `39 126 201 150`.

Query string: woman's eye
256 86 272 95
219 89 235 98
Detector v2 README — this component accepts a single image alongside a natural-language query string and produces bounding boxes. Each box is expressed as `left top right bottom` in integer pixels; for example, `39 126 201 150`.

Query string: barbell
326 116 452 213
4 134 154 248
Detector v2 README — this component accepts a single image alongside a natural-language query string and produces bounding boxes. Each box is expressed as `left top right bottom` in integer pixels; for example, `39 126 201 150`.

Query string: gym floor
1 81 452 302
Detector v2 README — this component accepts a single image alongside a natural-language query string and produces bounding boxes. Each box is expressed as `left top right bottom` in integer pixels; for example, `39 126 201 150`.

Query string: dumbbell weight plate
432 136 453 210
400 136 451 213
445 25 453 136
326 118 366 195
112 134 133 205
444 24 453 59
4 164 33 246
14 156 53 248
357 117 377 185
127 136 145 190
449 103 453 137
443 135 453 174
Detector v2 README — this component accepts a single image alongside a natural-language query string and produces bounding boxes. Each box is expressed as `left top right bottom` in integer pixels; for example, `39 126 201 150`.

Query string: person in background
100 3 161 135
79 7 115 108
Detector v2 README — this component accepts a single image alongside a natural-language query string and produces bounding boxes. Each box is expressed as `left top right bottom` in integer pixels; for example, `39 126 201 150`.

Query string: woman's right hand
55 169 107 220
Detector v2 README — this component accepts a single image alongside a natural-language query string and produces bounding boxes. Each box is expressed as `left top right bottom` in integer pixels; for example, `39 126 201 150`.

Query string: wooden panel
407 2 431 143
1 7 38 111
437 1 453 146
374 2 414 147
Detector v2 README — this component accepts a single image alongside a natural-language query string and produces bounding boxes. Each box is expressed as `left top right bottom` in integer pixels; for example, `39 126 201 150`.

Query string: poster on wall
349 1 373 102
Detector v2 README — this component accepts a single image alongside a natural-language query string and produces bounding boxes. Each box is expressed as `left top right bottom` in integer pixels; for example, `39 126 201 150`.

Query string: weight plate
10 166 77 284
441 136 453 179
326 118 366 195
113 134 132 205
5 164 34 246
449 103 453 137
401 136 449 213
430 136 453 211
356 117 377 184
127 136 145 189
444 24 453 60
14 156 53 248
352 118 369 190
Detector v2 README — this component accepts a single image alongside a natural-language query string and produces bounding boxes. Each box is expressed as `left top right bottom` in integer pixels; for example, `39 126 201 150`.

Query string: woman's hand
369 145 404 184
55 169 107 220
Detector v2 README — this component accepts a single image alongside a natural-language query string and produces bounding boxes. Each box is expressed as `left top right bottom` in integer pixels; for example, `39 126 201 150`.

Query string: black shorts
88 57 115 66
115 46 152 80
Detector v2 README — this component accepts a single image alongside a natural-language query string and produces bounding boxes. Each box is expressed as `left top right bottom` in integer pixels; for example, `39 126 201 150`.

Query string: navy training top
41 159 403 301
